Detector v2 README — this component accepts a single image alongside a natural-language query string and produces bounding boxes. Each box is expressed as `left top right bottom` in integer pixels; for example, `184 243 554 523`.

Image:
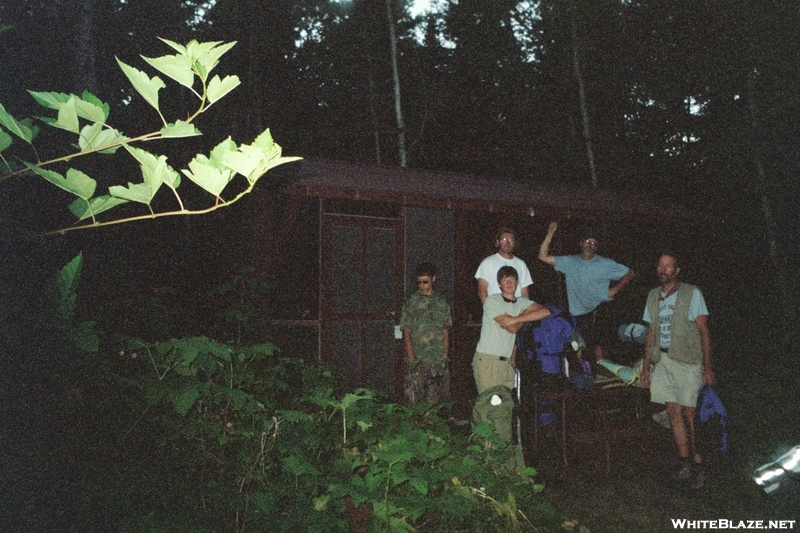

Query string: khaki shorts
472 352 515 395
650 352 703 407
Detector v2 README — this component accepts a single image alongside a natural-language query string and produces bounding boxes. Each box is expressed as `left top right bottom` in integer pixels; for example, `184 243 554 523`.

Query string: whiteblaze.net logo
671 519 796 530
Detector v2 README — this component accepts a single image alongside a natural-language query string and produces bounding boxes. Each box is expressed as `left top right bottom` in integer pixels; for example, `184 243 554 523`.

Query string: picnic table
524 375 652 471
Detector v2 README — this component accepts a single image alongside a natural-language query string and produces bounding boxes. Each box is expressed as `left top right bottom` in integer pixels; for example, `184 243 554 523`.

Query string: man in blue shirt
538 221 635 358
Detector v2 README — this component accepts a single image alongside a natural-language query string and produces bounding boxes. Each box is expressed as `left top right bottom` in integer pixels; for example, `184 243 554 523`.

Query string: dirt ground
531 408 799 533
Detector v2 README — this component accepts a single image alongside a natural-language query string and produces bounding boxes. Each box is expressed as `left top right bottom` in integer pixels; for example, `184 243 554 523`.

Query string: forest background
1 0 797 325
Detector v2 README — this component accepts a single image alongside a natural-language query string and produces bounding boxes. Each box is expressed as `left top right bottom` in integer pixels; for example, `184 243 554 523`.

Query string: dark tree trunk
74 0 97 93
569 0 597 188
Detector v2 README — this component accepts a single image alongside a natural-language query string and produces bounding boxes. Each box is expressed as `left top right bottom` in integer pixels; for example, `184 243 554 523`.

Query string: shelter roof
281 158 696 221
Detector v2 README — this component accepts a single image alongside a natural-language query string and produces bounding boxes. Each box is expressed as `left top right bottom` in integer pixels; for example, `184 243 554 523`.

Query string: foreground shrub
110 336 566 532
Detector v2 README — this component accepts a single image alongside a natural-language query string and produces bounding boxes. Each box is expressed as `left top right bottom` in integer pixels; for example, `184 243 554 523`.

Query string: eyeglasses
416 280 430 285
582 239 598 246
499 237 515 243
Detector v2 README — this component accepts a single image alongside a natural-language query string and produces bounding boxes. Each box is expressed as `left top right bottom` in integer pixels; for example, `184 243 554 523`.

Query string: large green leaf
157 37 188 56
181 156 234 197
0 102 34 142
69 320 99 353
108 182 154 204
28 90 71 110
221 144 264 181
122 143 157 167
21 119 39 142
142 53 194 89
80 91 110 121
172 384 200 416
209 136 238 162
0 129 11 152
155 337 233 367
222 129 302 184
282 456 320 477
28 91 108 123
78 122 126 153
206 74 240 104
52 253 82 326
116 58 166 111
410 478 428 496
123 145 180 189
55 98 80 133
72 95 107 124
160 120 201 138
63 168 97 198
24 163 96 199
69 195 129 221
188 40 236 81
335 389 375 411
153 39 235 83
142 153 181 191
56 253 82 302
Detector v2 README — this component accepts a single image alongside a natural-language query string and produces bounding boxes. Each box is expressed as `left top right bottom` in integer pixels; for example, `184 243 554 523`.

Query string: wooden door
321 215 403 398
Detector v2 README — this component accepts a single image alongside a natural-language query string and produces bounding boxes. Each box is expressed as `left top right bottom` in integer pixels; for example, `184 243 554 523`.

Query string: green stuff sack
472 385 514 443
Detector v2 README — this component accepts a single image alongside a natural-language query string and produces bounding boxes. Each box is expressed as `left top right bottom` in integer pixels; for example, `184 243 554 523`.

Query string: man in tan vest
641 252 715 489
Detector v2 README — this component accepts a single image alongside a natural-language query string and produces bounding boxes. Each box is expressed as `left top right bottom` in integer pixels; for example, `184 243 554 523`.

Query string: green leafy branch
51 252 99 353
0 38 300 234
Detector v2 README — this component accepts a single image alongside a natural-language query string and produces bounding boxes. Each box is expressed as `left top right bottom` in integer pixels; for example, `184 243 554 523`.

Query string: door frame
319 213 405 399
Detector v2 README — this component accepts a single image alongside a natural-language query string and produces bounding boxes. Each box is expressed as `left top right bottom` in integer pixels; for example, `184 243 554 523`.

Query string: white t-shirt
474 253 533 298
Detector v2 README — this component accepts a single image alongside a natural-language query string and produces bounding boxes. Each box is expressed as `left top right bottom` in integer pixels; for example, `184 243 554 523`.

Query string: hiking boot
652 410 671 429
690 465 705 489
671 460 693 482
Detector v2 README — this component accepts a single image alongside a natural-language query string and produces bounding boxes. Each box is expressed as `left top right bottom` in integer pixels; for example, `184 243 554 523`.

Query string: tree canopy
1 0 797 240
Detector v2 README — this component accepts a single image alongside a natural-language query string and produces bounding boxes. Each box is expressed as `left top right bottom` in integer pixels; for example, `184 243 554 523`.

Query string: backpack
696 383 729 456
472 385 514 443
515 304 576 374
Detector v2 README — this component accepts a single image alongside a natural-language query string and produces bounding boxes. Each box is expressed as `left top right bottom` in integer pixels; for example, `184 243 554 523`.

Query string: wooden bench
528 383 650 469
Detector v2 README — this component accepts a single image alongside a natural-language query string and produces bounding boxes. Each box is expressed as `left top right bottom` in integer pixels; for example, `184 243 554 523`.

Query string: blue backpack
515 304 576 374
697 383 729 455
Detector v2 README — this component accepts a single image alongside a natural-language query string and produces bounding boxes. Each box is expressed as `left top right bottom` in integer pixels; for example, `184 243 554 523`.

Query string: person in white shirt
475 228 533 305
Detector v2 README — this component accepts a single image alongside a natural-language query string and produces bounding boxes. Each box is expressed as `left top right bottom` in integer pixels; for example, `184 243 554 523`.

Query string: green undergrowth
90 330 584 532
108 335 571 532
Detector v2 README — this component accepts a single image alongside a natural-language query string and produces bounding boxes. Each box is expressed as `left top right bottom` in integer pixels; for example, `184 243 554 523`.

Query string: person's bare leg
684 406 702 464
666 402 690 459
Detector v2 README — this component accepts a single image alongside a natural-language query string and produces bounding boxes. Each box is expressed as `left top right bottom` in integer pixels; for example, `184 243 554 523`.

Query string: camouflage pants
404 359 451 405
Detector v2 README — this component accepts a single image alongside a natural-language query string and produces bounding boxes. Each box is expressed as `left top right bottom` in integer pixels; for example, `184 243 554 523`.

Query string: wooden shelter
248 158 696 417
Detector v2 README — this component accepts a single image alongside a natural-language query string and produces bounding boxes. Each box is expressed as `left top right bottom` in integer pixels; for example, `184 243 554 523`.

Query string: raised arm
538 221 558 266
